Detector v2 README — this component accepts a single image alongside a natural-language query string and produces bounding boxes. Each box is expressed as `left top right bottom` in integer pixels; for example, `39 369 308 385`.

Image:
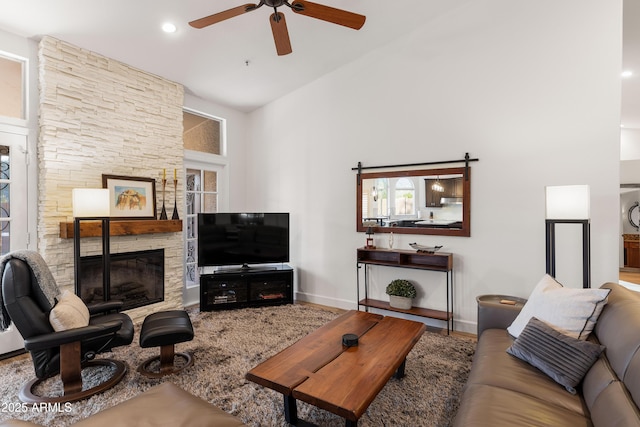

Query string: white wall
621 128 640 160
245 0 623 333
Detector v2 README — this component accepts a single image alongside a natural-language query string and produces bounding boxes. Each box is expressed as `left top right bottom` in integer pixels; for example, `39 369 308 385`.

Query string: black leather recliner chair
1 253 134 403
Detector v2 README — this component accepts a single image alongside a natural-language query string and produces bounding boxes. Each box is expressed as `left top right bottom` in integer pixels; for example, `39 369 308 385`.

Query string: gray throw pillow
506 317 605 394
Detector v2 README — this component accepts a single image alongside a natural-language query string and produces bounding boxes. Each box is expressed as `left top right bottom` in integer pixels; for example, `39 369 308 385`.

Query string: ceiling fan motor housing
264 0 289 8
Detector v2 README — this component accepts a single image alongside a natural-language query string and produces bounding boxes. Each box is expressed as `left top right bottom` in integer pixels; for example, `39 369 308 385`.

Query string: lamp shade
72 188 110 218
545 185 590 220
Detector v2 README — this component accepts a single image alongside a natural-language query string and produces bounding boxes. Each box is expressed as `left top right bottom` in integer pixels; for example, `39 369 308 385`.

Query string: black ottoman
138 310 195 378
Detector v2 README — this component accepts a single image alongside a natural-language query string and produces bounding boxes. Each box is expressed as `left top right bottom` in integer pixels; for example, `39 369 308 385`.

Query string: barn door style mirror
356 166 471 237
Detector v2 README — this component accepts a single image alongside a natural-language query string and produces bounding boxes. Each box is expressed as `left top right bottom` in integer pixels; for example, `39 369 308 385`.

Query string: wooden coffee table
245 310 426 426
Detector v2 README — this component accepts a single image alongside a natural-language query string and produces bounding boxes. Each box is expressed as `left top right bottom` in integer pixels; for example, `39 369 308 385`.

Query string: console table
356 248 454 333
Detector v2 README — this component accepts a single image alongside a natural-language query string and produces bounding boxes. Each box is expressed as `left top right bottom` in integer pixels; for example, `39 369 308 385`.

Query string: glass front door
185 167 219 289
0 130 28 356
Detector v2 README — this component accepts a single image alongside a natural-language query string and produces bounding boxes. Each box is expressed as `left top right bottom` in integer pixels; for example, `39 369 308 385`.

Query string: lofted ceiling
0 0 635 125
0 0 473 113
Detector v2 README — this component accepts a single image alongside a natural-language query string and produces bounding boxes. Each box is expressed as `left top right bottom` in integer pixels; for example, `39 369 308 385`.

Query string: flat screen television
197 212 290 267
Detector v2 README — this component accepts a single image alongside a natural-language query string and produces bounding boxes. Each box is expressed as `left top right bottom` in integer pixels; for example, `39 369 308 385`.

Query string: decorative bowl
409 243 443 253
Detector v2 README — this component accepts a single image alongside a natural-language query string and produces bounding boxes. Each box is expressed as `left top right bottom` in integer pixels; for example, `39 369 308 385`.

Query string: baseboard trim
294 292 355 311
0 348 26 361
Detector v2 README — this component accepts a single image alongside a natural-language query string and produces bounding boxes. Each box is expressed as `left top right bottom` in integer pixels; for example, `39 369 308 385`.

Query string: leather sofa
453 282 640 427
0 382 245 427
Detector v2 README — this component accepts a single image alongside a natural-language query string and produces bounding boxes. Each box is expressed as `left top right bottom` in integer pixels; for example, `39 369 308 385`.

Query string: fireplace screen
78 249 164 311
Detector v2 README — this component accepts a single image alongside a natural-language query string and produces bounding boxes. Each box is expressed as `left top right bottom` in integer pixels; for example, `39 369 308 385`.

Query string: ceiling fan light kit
189 0 366 56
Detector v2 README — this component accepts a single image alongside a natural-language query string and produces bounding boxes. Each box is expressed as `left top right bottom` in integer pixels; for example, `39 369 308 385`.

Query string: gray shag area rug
0 304 475 426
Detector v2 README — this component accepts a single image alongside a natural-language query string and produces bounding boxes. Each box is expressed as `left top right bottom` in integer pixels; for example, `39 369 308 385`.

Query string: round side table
476 294 527 337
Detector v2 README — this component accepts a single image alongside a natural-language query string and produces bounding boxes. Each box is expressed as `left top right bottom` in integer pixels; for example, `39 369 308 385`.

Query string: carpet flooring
0 304 475 426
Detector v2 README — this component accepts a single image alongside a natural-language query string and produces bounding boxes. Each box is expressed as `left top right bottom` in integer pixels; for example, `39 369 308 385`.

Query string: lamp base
545 219 591 288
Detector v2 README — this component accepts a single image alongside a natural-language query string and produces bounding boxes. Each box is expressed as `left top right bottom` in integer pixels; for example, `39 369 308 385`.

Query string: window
394 178 415 216
0 132 29 355
362 178 389 221
182 109 226 291
0 135 27 254
0 48 29 355
185 168 219 288
183 111 221 155
0 145 10 254
0 54 25 120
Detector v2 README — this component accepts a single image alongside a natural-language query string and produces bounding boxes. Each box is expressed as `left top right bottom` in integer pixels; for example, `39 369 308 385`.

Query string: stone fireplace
78 249 165 311
37 37 185 322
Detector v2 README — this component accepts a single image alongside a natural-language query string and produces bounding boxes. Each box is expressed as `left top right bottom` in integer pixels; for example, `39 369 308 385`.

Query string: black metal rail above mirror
352 153 479 180
354 154 478 237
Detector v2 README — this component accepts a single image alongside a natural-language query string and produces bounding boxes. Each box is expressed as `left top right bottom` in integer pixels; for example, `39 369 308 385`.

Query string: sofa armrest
477 295 527 338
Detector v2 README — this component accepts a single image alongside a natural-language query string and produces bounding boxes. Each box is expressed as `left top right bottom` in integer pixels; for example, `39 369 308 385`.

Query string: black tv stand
200 265 293 311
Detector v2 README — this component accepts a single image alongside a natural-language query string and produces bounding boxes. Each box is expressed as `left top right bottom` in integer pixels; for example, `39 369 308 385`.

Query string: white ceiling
0 0 635 124
0 0 473 113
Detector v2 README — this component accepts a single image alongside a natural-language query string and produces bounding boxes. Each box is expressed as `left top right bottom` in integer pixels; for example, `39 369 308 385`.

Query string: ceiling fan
189 0 366 56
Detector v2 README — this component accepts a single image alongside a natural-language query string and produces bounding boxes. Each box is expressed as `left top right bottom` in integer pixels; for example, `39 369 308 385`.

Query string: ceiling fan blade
270 12 293 56
189 4 259 29
290 0 365 30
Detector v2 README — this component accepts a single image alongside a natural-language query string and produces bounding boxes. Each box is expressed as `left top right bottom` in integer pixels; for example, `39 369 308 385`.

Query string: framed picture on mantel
102 174 157 219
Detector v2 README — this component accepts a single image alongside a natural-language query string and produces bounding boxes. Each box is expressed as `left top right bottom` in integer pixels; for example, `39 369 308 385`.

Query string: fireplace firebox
78 249 164 311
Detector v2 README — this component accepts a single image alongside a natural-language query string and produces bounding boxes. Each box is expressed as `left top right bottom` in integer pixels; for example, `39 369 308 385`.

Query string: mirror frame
622 184 640 230
356 166 470 237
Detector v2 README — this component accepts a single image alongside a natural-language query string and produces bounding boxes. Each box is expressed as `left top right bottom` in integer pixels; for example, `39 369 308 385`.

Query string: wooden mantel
60 219 182 238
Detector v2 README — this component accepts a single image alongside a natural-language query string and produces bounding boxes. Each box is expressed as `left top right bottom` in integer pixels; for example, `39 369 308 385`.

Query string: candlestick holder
159 178 168 220
171 178 179 220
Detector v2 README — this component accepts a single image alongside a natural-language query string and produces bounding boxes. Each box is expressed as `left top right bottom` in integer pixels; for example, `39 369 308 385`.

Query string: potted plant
385 279 417 309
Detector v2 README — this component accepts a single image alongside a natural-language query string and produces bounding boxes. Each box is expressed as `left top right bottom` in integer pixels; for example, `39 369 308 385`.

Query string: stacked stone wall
38 36 185 322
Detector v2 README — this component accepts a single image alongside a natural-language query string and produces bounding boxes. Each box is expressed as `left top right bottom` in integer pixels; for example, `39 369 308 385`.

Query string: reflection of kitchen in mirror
621 184 640 286
358 166 470 237
363 175 463 227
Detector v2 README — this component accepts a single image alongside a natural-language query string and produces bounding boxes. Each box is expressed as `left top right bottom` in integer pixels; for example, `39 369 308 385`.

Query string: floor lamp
545 185 591 288
72 188 111 300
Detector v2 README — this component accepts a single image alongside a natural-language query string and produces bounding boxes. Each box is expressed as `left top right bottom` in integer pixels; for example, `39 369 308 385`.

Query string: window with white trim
183 110 226 289
0 54 25 120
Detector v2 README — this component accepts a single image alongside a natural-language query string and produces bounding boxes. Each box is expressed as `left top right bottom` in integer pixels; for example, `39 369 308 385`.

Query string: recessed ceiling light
622 70 633 78
162 23 177 33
